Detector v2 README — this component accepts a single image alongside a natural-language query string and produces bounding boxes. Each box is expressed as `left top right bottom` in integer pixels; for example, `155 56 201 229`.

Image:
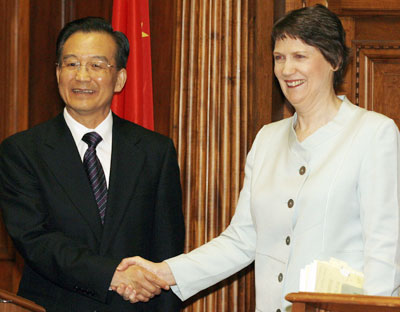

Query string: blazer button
299 166 306 175
286 236 290 245
278 273 283 282
287 199 294 208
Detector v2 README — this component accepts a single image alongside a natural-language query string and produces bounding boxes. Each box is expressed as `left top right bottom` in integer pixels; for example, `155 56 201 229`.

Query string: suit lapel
41 114 103 242
100 115 145 252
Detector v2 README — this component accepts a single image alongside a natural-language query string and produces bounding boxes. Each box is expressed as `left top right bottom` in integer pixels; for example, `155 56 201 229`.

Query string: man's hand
111 265 169 303
114 256 176 302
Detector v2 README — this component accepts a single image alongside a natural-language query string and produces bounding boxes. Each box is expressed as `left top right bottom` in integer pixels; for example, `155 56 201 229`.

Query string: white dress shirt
63 108 113 187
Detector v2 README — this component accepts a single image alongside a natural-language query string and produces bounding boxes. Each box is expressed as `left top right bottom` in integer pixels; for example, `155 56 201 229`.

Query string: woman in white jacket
115 5 400 311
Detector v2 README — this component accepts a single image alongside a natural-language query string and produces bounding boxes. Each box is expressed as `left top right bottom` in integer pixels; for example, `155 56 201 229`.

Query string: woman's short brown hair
272 4 350 90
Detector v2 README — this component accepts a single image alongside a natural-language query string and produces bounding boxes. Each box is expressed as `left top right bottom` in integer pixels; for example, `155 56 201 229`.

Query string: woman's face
273 37 336 108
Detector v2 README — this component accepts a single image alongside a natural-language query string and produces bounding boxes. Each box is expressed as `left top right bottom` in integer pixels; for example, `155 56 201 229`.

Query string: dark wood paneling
0 0 30 293
0 0 7 142
248 0 280 138
355 42 400 127
73 0 113 22
336 17 355 100
0 211 13 261
330 0 400 9
329 0 400 15
149 0 176 137
0 262 14 291
0 0 29 140
29 0 64 127
374 61 400 127
287 0 400 15
356 16 400 40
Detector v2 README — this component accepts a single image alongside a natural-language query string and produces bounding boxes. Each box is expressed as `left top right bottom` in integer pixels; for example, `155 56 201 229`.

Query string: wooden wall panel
28 0 64 128
170 0 279 311
72 0 113 20
0 0 29 141
250 0 284 136
355 43 400 127
0 0 5 140
356 16 400 40
149 0 176 137
0 0 30 294
285 0 400 15
374 62 400 127
346 4 400 122
336 16 355 100
329 0 400 15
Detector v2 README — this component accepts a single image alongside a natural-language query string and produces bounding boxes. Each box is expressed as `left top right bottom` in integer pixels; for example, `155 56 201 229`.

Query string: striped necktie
82 132 107 224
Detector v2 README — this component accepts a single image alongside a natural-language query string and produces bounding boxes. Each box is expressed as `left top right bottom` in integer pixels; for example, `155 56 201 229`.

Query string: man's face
56 31 126 125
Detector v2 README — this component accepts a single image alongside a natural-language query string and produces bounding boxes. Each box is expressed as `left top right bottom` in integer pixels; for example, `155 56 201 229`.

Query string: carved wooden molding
354 41 400 103
354 40 400 126
286 0 400 15
285 0 327 12
328 0 400 16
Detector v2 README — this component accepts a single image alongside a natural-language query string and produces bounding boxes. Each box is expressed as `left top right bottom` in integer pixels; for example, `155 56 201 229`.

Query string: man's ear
56 66 61 84
114 68 127 92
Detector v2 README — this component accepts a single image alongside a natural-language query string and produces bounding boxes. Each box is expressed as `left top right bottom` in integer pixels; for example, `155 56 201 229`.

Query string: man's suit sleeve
147 138 185 311
0 137 118 303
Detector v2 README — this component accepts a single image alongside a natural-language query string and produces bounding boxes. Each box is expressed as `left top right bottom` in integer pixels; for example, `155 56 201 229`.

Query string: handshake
110 256 175 303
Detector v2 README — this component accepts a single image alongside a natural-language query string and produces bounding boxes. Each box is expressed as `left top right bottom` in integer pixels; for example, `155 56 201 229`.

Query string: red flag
112 0 154 130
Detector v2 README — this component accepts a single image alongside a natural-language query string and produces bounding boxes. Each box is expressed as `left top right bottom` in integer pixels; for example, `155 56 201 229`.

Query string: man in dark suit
0 17 185 311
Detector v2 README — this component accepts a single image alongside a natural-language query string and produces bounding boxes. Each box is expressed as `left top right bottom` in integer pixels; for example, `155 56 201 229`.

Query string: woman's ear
332 58 342 72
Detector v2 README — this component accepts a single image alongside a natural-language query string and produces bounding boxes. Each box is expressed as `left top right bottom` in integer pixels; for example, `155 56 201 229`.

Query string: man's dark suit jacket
0 113 185 312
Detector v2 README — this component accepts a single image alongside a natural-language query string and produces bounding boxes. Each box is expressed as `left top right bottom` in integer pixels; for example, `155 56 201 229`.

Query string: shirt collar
63 108 113 146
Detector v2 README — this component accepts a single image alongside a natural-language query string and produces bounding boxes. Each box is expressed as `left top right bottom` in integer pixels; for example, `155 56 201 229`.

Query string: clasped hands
110 257 175 303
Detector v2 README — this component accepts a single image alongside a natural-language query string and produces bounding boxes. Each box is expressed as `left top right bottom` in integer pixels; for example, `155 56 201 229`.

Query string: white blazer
166 97 400 312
